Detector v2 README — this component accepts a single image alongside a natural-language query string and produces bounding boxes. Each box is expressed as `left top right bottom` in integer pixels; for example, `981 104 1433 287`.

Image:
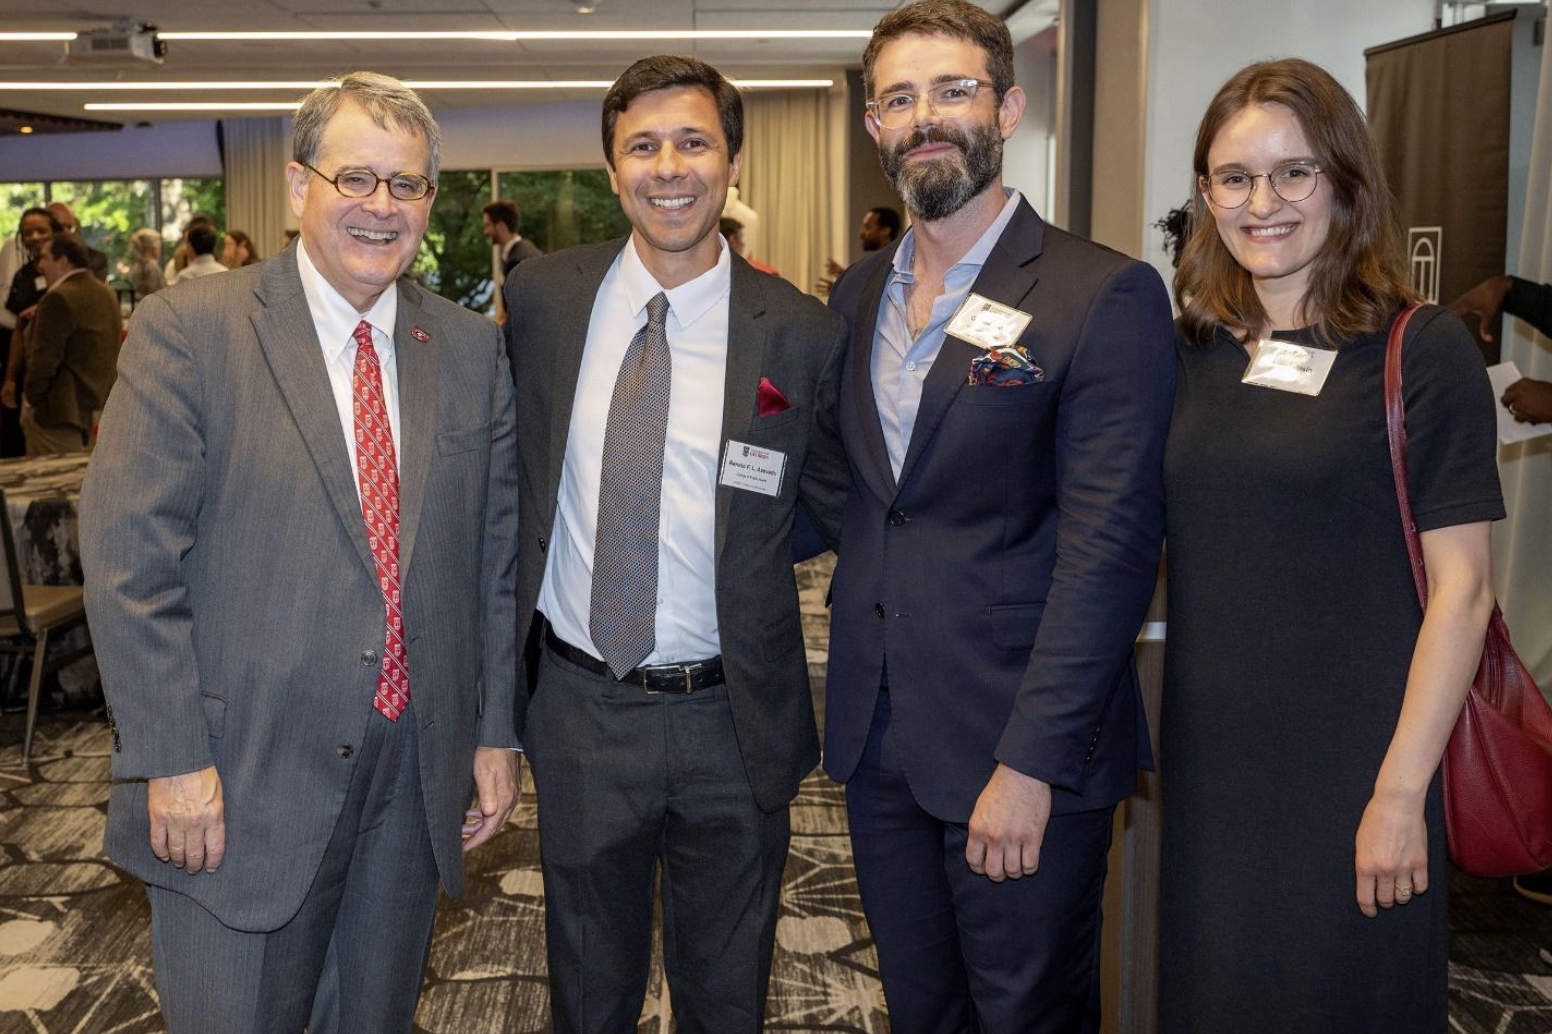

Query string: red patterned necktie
351 319 408 721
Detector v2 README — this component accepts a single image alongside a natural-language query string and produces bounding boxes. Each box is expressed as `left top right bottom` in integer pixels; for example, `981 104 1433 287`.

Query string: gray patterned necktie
591 291 672 678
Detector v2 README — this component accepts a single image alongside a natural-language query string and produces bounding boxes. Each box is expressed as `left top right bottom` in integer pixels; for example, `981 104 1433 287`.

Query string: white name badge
946 293 1033 351
719 440 787 497
34 275 46 292
1241 338 1337 396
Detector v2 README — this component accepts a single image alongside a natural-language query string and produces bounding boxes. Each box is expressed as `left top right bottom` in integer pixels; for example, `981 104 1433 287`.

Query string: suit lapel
848 243 900 502
895 200 1046 489
716 258 769 563
250 249 376 578
392 282 437 576
545 242 625 532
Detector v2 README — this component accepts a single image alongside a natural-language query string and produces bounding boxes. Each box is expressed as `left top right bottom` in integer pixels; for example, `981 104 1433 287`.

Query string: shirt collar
296 238 399 364
45 267 87 293
890 188 1023 284
619 233 731 330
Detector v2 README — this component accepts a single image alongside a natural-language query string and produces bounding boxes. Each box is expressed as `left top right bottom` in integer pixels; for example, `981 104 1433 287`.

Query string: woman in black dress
0 207 61 457
1160 59 1502 1033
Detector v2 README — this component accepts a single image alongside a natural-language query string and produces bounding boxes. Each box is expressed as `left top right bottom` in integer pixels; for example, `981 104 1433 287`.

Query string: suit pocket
436 422 492 456
201 693 227 739
750 406 803 431
988 602 1047 651
959 381 1052 407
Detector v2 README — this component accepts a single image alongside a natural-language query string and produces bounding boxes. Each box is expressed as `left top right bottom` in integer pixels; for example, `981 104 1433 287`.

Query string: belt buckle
640 669 661 695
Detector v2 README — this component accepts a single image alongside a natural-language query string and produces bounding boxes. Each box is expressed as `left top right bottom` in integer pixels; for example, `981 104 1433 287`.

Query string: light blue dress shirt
872 189 1023 479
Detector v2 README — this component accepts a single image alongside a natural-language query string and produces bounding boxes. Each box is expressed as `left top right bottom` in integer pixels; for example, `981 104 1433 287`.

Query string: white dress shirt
174 254 229 283
295 240 401 494
539 235 731 664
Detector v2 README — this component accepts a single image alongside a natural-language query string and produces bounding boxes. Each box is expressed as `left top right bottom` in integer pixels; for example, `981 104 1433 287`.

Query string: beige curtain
740 90 834 295
221 117 293 263
1495 31 1552 688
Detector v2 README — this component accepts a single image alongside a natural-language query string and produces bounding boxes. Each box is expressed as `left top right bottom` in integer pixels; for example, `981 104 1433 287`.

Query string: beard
879 118 1003 222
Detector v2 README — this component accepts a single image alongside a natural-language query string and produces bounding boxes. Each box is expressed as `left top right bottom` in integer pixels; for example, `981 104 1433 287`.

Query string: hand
1449 274 1514 343
1502 378 1552 424
1354 789 1428 917
17 305 36 322
825 259 845 279
461 747 521 853
965 763 1052 882
813 277 835 297
147 765 226 874
1 379 14 409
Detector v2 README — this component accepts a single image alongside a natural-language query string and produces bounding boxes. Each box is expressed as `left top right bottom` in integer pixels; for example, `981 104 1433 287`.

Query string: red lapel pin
410 326 430 342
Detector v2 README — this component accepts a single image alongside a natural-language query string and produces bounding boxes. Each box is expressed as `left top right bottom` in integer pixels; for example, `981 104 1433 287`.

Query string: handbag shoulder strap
1383 303 1429 609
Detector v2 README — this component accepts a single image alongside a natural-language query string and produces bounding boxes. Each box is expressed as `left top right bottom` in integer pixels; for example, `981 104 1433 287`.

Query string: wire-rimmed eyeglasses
300 161 436 202
1200 161 1322 209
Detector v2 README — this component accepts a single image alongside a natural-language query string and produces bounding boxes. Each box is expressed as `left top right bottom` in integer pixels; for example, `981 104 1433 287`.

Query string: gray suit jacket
81 246 520 932
504 241 848 812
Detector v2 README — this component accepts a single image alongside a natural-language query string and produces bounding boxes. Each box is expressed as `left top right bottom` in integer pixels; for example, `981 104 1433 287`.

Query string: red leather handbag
1384 304 1552 877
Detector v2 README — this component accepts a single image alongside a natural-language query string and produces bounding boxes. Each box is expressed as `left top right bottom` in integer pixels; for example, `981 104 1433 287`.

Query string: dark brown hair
45 233 92 270
225 229 262 266
862 0 1014 103
601 55 743 166
1175 58 1415 346
482 199 520 231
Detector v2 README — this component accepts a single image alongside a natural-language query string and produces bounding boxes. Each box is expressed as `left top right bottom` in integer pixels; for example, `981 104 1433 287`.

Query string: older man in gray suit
80 72 520 1033
504 55 848 1032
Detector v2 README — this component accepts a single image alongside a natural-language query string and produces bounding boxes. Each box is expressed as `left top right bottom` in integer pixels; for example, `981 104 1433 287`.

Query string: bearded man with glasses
823 2 1176 1030
81 71 520 1033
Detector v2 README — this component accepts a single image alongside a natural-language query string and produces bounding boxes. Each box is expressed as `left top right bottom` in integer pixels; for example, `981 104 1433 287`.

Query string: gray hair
292 71 442 180
130 227 162 256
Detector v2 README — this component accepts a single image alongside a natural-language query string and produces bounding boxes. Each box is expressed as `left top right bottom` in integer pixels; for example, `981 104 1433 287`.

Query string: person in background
80 70 519 1033
283 227 301 249
128 228 166 305
174 225 228 281
0 208 61 456
46 201 110 282
1161 58 1500 1034
482 200 542 279
825 3 1174 1030
1452 273 1552 426
221 229 262 269
20 233 120 455
163 214 216 286
719 217 778 275
816 205 901 295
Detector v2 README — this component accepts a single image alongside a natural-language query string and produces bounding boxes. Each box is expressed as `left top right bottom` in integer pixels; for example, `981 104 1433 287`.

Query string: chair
0 488 92 766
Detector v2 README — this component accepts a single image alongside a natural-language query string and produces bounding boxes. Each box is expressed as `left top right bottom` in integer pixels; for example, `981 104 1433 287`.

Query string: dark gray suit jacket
81 246 520 931
504 240 848 812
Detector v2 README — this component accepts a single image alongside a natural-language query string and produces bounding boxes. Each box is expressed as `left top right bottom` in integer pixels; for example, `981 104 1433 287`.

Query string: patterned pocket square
968 345 1044 386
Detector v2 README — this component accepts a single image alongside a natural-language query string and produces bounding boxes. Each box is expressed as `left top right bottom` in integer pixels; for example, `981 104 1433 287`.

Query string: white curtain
1495 31 1552 687
220 117 293 263
740 90 835 295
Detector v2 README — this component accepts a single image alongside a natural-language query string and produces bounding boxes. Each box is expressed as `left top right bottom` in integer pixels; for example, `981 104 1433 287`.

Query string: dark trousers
147 701 441 1034
528 645 790 1034
845 689 1115 1034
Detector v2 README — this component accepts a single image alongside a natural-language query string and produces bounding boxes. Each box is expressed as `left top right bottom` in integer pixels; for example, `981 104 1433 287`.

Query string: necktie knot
646 292 669 330
353 319 374 348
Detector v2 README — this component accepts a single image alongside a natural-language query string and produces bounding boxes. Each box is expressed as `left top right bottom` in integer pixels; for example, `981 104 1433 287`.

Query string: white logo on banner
1408 227 1442 304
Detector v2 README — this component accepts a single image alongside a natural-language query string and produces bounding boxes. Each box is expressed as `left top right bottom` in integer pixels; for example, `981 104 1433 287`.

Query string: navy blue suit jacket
825 198 1175 821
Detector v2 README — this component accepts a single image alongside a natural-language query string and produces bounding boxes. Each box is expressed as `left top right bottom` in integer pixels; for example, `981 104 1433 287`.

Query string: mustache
891 125 971 156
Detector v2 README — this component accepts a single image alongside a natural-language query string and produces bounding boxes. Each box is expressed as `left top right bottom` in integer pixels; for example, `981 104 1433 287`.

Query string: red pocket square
757 376 792 416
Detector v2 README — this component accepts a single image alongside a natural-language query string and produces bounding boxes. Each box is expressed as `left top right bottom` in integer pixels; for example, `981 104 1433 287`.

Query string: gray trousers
528 643 791 1034
146 701 441 1034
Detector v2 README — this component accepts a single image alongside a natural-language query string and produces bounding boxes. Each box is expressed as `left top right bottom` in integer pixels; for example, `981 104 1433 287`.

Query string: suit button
361 650 378 666
888 510 906 526
539 537 547 553
337 743 353 758
874 603 885 618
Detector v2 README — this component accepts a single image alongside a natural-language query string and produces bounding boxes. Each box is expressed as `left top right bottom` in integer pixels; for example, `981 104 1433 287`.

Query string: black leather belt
544 627 724 694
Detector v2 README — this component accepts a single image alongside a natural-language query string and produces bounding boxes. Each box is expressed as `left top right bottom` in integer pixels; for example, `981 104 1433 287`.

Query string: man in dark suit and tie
80 71 520 1033
825 2 1175 1030
504 54 848 1033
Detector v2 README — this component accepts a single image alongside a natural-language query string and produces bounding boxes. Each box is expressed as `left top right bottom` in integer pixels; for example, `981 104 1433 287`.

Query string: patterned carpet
1 557 1550 1032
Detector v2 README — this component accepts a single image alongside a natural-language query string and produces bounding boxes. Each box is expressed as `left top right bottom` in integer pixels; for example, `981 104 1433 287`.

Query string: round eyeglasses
301 161 435 202
1201 161 1321 209
867 78 993 130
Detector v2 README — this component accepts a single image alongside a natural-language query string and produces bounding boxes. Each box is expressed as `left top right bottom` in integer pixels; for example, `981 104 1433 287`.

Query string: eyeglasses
867 78 993 130
1201 161 1322 209
300 161 436 202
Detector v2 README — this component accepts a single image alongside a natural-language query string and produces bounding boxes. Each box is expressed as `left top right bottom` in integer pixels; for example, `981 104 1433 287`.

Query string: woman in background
221 229 262 268
1161 58 1500 1034
0 208 62 456
127 227 165 304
